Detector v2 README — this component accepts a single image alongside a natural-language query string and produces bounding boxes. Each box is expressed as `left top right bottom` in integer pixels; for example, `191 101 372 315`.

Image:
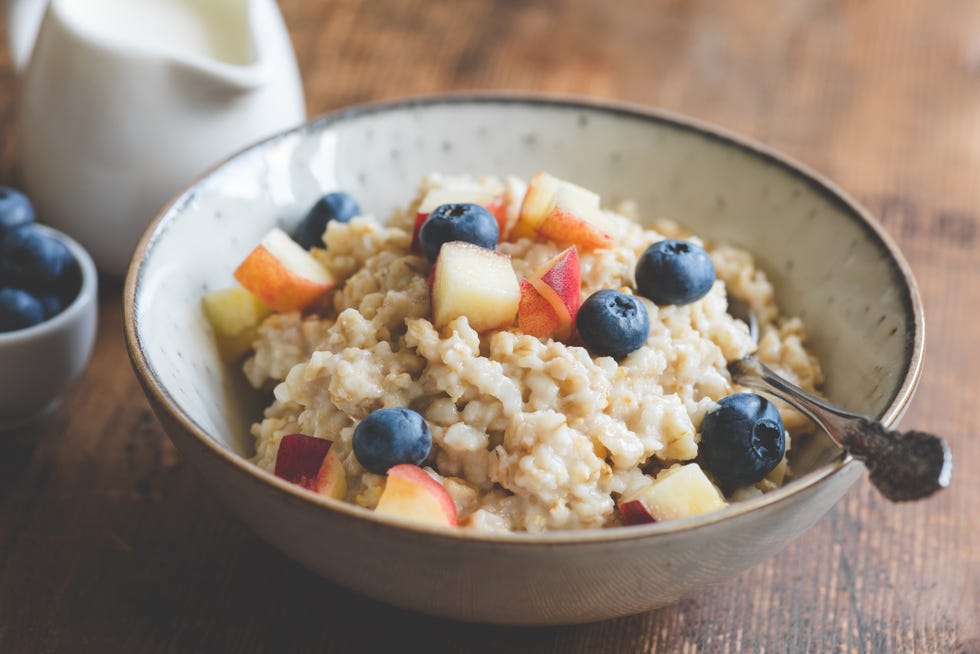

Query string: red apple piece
618 499 657 526
375 464 458 527
537 187 614 251
513 172 602 241
233 228 336 313
512 171 561 239
618 463 726 524
431 241 520 331
530 245 581 327
274 433 347 500
412 212 428 252
518 278 564 338
484 194 509 238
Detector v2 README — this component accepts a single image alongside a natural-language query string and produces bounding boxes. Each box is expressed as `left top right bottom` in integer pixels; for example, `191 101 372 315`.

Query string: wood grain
0 1 977 652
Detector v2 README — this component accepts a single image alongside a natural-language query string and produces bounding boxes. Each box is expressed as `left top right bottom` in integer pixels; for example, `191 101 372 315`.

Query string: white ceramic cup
0 225 98 430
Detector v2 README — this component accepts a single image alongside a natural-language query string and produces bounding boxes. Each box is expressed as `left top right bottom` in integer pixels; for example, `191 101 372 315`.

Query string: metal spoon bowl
727 299 952 502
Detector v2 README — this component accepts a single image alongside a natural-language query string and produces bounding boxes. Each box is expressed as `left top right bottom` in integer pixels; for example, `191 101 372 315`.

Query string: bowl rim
0 223 98 346
123 91 924 545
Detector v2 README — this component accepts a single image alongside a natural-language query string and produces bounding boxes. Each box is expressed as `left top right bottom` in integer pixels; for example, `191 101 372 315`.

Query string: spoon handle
729 356 952 502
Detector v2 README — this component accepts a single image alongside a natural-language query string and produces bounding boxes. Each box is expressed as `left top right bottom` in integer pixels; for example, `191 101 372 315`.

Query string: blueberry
0 187 34 237
293 192 361 249
700 393 786 493
352 407 432 474
0 288 44 332
635 239 716 305
575 289 650 359
0 225 78 295
37 293 64 319
418 203 498 262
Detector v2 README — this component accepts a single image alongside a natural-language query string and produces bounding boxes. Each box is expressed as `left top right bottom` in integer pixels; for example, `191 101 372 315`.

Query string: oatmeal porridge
203 172 823 532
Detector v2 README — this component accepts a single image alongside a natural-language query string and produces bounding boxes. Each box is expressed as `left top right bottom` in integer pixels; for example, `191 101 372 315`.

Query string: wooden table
1 1 977 651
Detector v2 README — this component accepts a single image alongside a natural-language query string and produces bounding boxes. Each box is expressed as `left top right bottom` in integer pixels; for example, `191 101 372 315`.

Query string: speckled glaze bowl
123 94 922 625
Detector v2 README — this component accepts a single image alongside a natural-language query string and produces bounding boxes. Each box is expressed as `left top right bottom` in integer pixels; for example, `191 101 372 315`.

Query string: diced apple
412 212 428 252
375 464 458 527
618 463 727 524
530 245 581 326
202 285 272 362
411 189 508 250
416 188 496 215
618 499 657 525
517 246 581 340
431 241 520 331
513 172 600 240
274 433 347 500
513 172 560 239
233 228 336 313
518 278 564 338
537 186 615 251
484 195 509 238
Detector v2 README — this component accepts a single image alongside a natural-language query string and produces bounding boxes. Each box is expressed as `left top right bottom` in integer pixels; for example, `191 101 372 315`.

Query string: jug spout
171 55 270 96
9 0 275 93
7 0 48 72
163 0 272 94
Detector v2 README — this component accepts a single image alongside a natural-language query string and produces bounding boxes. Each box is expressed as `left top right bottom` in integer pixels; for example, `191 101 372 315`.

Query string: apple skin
531 245 581 326
484 195 509 237
517 246 581 340
234 228 336 313
375 464 458 527
513 172 603 242
537 200 615 252
274 433 347 500
618 499 657 526
411 212 429 251
518 278 564 338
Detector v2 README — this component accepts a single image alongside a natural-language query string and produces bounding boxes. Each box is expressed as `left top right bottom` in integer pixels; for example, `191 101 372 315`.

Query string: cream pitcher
6 0 306 275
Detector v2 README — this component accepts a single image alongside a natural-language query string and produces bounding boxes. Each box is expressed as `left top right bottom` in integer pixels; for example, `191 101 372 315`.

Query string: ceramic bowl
0 225 98 430
123 94 922 625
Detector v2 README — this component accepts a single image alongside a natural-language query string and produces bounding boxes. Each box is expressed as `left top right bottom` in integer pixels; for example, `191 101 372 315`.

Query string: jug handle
6 0 48 73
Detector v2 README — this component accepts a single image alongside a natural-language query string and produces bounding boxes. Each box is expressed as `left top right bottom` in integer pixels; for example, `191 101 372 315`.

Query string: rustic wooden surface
1 1 977 652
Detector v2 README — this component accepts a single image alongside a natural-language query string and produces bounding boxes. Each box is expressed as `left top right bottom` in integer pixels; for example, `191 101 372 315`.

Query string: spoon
726 298 952 502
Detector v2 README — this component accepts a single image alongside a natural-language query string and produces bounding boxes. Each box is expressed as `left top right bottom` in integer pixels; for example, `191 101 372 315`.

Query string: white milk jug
6 0 306 275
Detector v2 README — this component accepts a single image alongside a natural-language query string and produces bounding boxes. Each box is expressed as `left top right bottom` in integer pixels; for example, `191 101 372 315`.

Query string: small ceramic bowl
0 225 98 430
124 94 922 625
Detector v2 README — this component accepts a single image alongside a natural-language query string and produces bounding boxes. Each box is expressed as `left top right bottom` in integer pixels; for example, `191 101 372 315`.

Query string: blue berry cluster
574 239 719 359
0 188 80 333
